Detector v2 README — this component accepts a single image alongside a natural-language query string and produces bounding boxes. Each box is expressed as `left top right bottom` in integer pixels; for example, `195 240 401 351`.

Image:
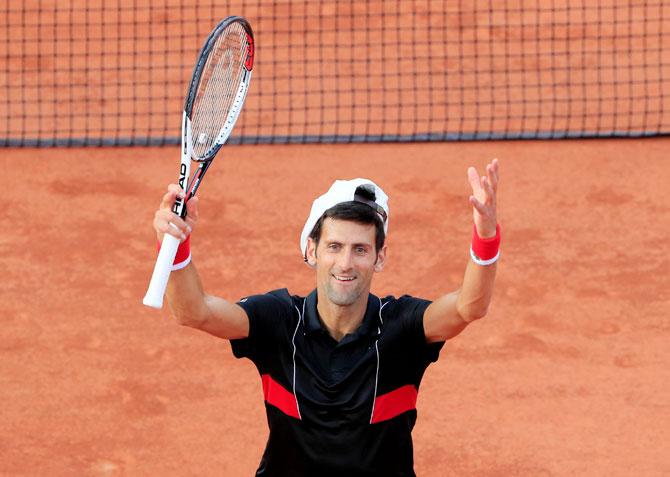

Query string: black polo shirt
231 289 444 476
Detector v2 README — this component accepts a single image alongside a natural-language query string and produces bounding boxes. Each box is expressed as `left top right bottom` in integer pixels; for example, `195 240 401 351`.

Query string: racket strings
191 23 249 159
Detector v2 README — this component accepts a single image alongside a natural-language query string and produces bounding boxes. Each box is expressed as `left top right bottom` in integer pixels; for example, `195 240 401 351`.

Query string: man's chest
290 333 379 425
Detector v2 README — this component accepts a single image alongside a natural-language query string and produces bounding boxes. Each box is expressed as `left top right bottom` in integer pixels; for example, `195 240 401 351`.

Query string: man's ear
306 237 318 268
374 245 387 272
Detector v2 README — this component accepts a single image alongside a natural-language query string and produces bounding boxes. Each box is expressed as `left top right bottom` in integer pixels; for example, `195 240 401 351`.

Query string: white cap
300 178 389 261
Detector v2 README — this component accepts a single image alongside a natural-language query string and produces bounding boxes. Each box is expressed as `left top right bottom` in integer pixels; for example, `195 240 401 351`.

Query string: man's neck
316 291 369 342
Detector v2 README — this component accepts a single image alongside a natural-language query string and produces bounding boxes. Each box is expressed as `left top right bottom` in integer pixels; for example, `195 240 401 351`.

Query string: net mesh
1 0 669 146
190 21 248 158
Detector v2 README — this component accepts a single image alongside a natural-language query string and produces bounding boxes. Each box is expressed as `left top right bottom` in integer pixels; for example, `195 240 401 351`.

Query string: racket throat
185 162 211 202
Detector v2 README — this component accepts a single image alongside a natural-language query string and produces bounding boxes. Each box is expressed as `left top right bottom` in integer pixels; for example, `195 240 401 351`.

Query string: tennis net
2 0 669 146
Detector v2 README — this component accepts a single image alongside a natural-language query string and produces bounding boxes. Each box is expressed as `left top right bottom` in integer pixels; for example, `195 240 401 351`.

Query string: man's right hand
153 184 200 243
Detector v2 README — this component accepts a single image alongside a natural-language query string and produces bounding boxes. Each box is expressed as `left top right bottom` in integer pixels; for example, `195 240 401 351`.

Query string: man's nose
336 248 354 270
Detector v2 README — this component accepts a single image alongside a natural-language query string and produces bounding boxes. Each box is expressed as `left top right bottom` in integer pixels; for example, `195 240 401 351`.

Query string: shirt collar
304 289 381 339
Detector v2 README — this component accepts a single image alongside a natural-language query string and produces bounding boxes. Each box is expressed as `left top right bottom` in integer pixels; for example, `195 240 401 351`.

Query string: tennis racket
143 16 254 309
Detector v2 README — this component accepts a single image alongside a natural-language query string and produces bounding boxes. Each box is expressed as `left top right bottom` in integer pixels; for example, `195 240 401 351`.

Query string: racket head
184 16 254 162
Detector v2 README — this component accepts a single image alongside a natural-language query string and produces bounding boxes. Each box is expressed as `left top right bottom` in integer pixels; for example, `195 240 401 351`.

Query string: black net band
1 1 668 147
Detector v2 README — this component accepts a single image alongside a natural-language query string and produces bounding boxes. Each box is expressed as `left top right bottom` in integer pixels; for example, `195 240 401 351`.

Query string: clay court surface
1 138 668 475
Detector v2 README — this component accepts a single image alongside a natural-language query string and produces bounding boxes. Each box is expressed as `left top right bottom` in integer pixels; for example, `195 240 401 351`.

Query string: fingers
486 158 499 191
153 208 191 242
468 159 499 236
467 166 482 194
160 183 185 210
154 184 197 242
469 193 497 230
468 159 499 197
184 196 199 230
480 175 496 205
468 195 489 216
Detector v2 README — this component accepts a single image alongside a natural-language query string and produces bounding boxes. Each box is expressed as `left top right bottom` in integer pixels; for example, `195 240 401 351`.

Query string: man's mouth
333 275 355 282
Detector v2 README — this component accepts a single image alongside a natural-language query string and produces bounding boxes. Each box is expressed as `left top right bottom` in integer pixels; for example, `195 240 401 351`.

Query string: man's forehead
320 218 376 243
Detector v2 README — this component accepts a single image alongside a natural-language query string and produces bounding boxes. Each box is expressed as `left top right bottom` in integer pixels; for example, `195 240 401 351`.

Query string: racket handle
143 233 181 309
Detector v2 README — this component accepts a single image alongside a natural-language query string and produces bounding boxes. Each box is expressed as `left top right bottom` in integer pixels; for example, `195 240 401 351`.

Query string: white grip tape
143 233 181 309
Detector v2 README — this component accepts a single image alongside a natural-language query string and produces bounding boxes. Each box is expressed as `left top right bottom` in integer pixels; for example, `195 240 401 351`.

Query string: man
151 159 500 476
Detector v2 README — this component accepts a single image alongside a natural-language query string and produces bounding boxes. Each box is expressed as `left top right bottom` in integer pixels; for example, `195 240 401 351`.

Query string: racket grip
143 233 181 309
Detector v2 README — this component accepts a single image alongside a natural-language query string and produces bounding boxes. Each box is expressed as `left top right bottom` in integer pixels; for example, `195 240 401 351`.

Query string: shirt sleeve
229 288 294 365
394 295 445 365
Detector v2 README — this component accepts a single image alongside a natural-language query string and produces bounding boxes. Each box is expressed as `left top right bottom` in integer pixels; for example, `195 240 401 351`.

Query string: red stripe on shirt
261 374 301 419
371 384 418 424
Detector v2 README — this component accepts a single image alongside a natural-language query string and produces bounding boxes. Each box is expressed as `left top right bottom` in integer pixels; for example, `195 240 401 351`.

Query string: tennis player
151 159 500 476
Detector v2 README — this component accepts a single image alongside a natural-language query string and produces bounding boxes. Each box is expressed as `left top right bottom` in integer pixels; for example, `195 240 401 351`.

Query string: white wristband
171 252 192 271
470 247 500 266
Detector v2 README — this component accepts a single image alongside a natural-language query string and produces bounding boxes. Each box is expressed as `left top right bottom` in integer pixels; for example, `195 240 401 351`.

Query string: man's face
307 218 386 307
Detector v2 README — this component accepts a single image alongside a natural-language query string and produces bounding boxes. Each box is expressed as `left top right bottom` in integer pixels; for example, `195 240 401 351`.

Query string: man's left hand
467 158 499 238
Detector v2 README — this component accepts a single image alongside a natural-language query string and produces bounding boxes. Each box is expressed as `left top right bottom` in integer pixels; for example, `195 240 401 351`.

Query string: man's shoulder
376 294 433 330
379 294 432 314
238 288 304 312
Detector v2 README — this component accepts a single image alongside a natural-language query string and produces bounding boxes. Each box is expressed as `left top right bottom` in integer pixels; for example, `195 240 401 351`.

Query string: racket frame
174 16 254 218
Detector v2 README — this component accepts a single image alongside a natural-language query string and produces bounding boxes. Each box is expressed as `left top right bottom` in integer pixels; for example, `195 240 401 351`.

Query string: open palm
467 158 499 238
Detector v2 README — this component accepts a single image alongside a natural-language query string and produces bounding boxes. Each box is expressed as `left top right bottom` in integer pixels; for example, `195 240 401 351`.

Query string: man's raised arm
152 185 249 340
424 159 500 343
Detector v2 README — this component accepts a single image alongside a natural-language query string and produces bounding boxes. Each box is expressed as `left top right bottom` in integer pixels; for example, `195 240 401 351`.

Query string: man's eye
356 247 367 254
